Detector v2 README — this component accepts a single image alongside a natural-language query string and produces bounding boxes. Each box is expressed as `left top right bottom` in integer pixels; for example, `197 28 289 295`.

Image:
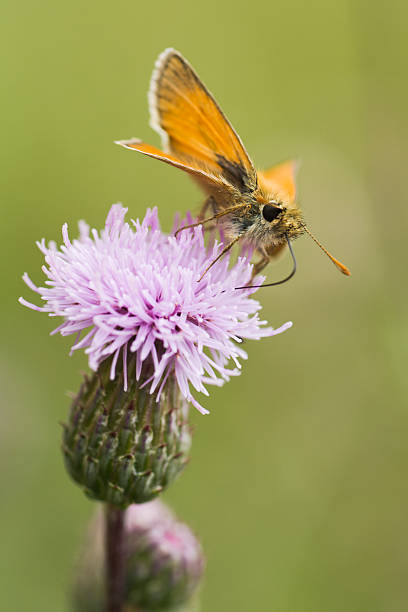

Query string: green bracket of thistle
62 353 192 507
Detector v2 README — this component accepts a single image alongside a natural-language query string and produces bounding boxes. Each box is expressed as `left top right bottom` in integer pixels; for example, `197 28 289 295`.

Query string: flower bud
124 502 204 610
62 353 191 507
73 500 204 611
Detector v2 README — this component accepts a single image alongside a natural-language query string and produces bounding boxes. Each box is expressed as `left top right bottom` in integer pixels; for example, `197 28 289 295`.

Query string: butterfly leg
197 234 243 282
199 196 217 219
250 243 287 281
199 197 219 236
175 204 247 237
250 254 270 281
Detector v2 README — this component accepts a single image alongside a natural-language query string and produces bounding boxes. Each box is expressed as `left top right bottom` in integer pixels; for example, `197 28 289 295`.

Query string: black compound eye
262 204 282 222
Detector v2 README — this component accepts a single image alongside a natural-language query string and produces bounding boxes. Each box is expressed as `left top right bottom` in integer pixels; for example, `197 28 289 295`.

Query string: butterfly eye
262 204 282 222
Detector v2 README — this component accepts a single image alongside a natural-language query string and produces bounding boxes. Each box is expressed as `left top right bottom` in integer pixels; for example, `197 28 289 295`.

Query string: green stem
105 504 126 612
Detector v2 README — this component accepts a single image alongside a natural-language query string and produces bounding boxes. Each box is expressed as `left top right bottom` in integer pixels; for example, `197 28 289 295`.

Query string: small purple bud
73 500 205 611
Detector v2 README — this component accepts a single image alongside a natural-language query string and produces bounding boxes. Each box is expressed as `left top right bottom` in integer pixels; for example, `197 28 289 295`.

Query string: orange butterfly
116 48 350 286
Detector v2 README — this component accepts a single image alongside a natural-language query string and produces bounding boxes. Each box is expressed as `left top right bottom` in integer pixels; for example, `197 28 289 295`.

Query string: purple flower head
124 499 204 574
74 500 205 611
20 204 291 413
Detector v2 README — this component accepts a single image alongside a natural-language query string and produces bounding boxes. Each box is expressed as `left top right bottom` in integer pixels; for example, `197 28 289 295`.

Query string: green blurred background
2 1 407 610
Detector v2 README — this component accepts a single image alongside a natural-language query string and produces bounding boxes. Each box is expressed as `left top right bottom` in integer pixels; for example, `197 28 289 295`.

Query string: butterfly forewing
115 138 224 183
149 48 257 194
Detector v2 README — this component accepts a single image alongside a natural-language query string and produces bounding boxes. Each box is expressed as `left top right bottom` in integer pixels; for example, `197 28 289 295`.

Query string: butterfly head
259 200 350 275
261 200 304 241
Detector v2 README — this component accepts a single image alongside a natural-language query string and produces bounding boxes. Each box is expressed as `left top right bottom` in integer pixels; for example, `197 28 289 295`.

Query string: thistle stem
105 504 126 612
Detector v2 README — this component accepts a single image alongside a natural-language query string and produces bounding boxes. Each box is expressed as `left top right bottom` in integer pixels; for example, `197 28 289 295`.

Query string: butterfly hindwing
258 160 298 204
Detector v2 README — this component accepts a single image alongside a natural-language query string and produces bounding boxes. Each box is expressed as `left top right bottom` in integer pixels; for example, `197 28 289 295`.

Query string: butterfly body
116 48 350 281
206 188 304 252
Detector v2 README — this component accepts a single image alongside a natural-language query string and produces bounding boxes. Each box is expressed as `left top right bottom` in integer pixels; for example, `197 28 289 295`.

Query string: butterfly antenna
235 233 297 290
302 224 351 276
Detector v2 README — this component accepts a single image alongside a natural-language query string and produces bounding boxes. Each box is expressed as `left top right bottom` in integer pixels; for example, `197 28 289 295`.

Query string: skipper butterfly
116 48 350 286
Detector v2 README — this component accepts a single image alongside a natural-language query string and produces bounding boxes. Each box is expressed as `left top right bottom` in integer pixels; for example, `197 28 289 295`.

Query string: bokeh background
2 1 407 610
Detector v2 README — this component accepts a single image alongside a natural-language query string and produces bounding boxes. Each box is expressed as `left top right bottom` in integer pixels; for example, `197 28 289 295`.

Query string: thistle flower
73 500 205 612
19 203 291 415
20 204 291 505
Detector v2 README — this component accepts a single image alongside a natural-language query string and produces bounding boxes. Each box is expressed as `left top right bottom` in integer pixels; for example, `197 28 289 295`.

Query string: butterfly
116 48 350 287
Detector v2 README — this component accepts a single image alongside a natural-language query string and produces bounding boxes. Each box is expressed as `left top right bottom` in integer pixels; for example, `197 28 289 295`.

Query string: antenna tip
334 260 351 276
303 225 351 277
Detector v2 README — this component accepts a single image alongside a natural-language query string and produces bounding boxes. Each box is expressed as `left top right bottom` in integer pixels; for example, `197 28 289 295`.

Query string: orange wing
114 138 225 184
148 48 257 194
258 160 298 204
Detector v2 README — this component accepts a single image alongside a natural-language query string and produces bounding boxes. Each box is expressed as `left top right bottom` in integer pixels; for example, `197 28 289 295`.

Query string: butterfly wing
115 138 225 184
258 160 298 204
258 161 298 260
148 48 257 195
